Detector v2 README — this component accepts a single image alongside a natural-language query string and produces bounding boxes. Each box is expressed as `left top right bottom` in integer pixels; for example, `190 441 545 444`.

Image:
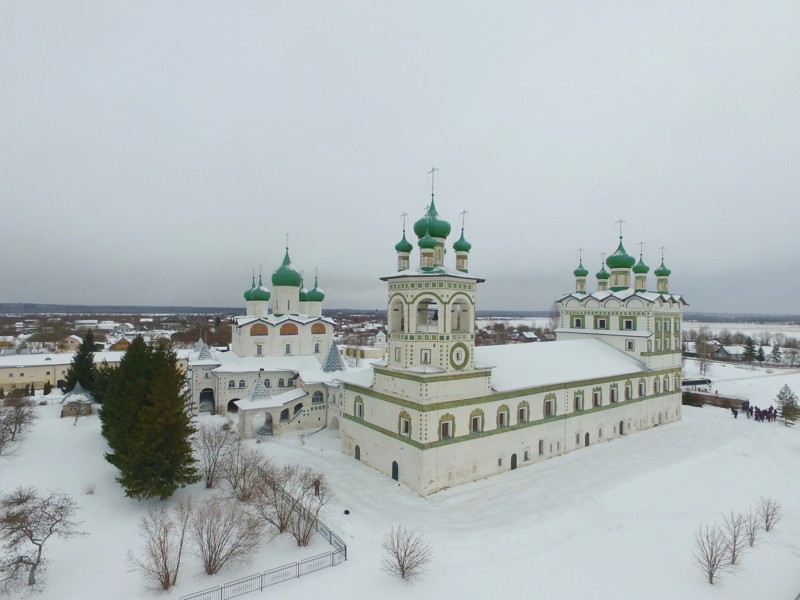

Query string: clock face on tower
450 342 470 370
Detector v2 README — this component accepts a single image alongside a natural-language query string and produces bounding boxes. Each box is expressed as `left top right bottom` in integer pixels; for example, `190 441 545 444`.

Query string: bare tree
0 487 82 592
190 497 263 575
128 497 194 591
221 441 271 502
693 524 729 585
381 526 432 581
287 469 330 547
0 399 37 456
757 496 782 532
744 507 761 547
194 421 235 489
248 463 296 534
721 511 746 566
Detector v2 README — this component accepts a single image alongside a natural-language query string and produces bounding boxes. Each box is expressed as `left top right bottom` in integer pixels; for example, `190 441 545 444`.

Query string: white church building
340 196 686 495
188 249 354 438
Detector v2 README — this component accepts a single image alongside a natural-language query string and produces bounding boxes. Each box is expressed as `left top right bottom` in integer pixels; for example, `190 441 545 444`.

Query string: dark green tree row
99 336 199 500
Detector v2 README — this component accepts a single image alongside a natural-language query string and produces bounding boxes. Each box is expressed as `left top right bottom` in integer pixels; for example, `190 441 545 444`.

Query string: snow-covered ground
3 358 800 599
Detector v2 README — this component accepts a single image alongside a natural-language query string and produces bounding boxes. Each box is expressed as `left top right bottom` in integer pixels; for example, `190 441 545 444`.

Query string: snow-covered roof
557 290 687 305
0 351 125 368
234 387 307 410
474 339 648 393
380 265 485 282
61 382 93 404
233 314 336 327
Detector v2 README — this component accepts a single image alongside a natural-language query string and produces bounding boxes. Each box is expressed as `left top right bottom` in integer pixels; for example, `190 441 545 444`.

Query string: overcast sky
2 2 799 315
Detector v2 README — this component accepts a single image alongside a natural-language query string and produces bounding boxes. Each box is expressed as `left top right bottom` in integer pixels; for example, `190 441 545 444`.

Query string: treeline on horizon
0 303 799 324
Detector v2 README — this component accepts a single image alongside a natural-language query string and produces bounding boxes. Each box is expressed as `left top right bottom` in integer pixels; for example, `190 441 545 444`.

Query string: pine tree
771 343 782 365
117 345 199 499
29 381 35 396
63 331 97 392
91 361 114 405
100 338 199 499
43 381 52 396
100 336 156 471
743 337 756 363
776 384 799 426
756 346 766 363
0 387 5 400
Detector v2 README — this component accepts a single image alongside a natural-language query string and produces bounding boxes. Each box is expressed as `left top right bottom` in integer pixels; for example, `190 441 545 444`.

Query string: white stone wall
342 389 681 495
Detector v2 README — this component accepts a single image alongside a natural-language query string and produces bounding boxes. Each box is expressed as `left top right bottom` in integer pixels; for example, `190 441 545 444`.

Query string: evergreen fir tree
63 330 98 392
0 387 5 399
743 337 756 363
43 381 52 396
92 361 114 405
100 337 199 499
100 336 157 471
117 345 199 499
776 384 799 426
771 343 782 365
756 346 766 363
29 381 35 395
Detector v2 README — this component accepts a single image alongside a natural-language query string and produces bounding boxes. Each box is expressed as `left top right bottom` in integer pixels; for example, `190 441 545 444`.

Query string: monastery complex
181 188 685 495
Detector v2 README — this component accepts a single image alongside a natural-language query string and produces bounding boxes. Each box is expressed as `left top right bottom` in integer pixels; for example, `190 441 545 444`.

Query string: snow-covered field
3 359 800 600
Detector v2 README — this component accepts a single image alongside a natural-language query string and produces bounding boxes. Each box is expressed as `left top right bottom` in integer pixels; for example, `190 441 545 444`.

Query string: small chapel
340 193 686 495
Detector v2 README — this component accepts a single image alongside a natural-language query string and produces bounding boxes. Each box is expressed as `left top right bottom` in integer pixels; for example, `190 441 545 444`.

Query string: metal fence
179 550 346 600
179 472 347 600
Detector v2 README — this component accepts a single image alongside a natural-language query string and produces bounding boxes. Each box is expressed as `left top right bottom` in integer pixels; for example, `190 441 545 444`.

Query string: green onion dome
573 260 589 277
633 255 650 274
453 228 472 252
250 274 271 301
307 276 325 302
395 231 413 253
299 284 308 302
596 265 610 280
243 275 256 301
419 229 437 249
606 237 636 269
271 249 303 287
413 196 451 239
654 260 672 277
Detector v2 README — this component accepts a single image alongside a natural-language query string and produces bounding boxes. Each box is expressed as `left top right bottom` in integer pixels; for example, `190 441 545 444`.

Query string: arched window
278 378 285 387
469 408 484 433
538 440 544 455
228 381 235 389
265 379 271 388
293 403 303 415
654 378 661 394
239 380 245 388
250 323 268 336
280 323 298 335
314 342 320 354
312 391 324 404
517 401 530 423
389 298 405 333
663 376 670 392
311 323 326 334
496 404 509 428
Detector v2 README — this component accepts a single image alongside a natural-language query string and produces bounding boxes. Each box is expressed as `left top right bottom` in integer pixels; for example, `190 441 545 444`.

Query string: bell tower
375 173 489 401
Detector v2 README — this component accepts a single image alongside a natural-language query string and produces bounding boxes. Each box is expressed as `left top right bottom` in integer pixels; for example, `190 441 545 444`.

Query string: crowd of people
731 404 777 421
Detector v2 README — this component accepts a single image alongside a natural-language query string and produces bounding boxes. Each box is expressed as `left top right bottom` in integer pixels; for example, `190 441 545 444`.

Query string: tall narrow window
471 415 481 433
256 344 263 356
421 349 431 364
